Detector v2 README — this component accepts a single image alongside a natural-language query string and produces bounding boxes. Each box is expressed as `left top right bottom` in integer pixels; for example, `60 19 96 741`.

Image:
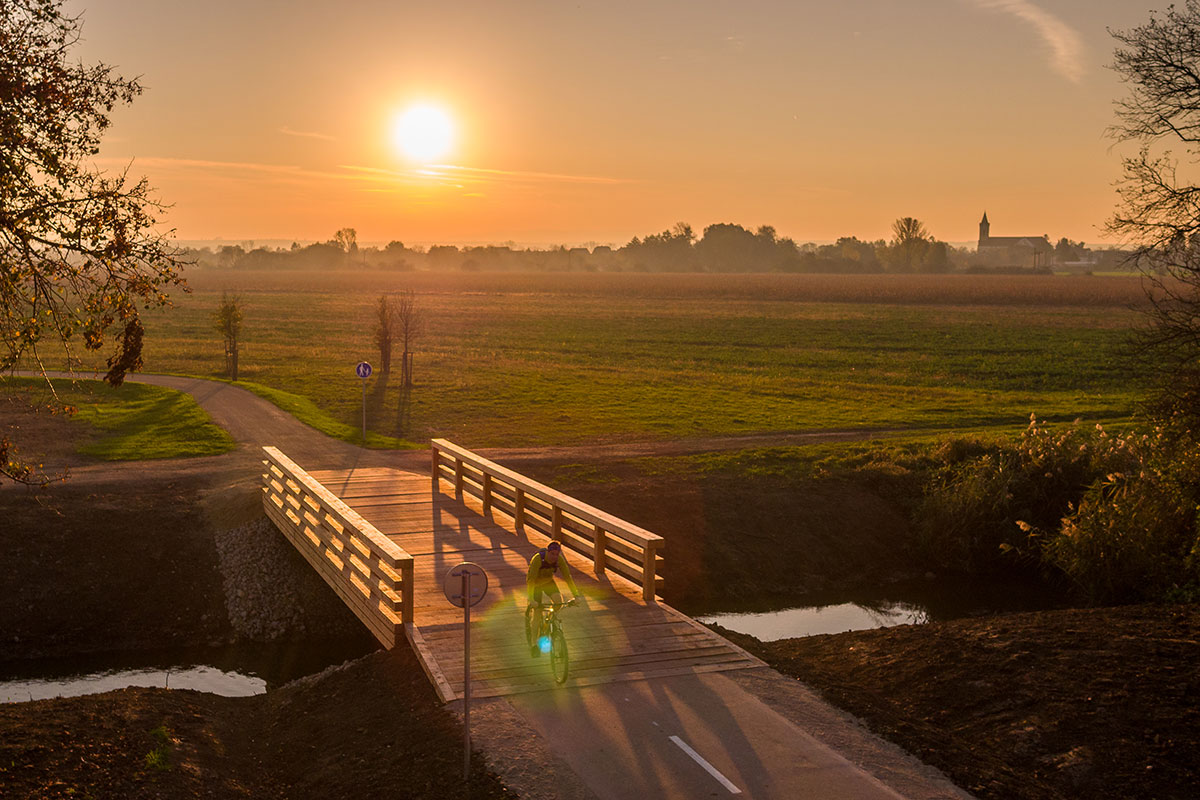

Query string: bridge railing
261 446 415 647
431 439 664 601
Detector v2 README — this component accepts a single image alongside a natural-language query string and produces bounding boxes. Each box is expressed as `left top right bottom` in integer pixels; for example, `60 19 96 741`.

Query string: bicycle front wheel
524 604 537 648
550 625 569 684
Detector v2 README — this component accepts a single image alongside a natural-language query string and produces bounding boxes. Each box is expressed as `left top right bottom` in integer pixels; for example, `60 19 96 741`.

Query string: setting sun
391 104 455 163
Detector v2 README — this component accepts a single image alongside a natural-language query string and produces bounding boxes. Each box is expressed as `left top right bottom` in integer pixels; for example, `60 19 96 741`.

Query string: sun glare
392 105 455 163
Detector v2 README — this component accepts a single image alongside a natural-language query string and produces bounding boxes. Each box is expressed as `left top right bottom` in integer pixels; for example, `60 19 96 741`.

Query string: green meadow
30 270 1149 449
4 377 235 460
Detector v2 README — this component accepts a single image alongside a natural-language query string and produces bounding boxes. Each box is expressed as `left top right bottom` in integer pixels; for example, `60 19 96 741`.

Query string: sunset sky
72 0 1153 248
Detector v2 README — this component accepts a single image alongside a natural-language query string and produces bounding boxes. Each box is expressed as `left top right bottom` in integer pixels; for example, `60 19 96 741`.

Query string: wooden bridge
261 440 761 701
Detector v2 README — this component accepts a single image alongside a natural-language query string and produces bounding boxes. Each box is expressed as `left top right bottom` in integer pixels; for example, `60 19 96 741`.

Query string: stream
696 574 1069 641
2 576 1068 702
0 637 379 704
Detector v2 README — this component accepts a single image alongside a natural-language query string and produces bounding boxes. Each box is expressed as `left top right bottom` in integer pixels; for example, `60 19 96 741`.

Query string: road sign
355 361 372 443
443 562 488 608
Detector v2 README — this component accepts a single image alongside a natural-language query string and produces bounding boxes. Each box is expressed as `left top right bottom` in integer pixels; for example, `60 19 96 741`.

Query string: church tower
979 212 990 246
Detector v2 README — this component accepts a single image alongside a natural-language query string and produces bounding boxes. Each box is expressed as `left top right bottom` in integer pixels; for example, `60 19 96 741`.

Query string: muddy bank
0 471 366 664
0 647 513 799
721 604 1200 800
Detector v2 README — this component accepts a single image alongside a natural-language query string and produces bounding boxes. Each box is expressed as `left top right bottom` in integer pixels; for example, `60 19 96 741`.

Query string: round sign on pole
355 361 373 379
443 562 488 608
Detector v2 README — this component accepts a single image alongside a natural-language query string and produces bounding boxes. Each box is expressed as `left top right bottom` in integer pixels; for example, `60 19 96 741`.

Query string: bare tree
373 294 394 375
395 290 423 388
212 292 243 381
372 290 422 385
1108 2 1200 411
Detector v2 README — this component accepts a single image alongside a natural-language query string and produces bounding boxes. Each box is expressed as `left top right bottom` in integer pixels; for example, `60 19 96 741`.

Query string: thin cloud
279 126 336 141
427 164 631 185
96 157 304 175
967 0 1085 82
342 163 631 186
91 156 630 193
90 156 348 189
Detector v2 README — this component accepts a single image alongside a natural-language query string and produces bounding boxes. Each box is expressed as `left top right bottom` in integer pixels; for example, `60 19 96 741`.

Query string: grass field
3 377 236 460
22 270 1151 448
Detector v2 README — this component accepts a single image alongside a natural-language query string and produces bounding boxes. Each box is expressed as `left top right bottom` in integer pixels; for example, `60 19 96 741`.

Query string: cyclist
526 541 580 656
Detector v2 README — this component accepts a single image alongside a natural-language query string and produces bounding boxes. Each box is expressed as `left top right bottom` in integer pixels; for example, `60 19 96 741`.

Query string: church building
976 212 1053 268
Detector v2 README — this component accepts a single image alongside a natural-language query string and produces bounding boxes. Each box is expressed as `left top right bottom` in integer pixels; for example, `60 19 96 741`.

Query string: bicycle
525 598 575 684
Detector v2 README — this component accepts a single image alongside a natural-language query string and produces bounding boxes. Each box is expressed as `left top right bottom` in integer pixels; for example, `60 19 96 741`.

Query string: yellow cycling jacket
526 548 580 601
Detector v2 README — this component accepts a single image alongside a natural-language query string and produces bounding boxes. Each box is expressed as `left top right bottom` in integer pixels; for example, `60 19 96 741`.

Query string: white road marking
669 735 742 795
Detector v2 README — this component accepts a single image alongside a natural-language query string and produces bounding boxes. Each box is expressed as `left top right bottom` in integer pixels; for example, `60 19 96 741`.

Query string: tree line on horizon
181 220 1120 275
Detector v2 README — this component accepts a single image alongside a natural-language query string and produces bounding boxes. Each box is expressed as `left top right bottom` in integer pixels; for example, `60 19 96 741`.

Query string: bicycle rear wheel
550 624 569 684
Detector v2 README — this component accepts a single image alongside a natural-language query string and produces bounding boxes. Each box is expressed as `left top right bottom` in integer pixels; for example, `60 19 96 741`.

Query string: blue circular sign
355 361 372 379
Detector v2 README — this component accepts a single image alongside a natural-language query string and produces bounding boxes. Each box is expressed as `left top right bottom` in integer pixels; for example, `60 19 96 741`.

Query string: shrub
915 418 1128 572
1046 424 1200 601
917 415 1200 602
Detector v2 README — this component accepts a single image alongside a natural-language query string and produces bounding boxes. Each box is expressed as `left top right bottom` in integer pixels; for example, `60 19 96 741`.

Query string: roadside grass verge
236 380 419 449
3 377 235 460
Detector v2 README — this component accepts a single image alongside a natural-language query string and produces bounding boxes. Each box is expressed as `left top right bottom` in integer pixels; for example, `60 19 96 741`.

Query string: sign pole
463 569 471 781
442 562 487 789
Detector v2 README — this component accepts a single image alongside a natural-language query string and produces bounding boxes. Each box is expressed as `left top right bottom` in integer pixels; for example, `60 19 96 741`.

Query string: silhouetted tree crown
1108 1 1200 412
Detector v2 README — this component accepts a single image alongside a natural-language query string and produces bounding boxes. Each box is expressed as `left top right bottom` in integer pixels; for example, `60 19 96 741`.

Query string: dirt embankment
721 604 1200 800
0 647 513 799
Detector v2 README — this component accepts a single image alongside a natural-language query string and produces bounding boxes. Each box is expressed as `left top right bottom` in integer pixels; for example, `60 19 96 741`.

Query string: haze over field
72 0 1148 247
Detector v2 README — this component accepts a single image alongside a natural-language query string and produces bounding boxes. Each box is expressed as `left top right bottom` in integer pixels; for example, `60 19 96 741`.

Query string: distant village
183 214 1128 274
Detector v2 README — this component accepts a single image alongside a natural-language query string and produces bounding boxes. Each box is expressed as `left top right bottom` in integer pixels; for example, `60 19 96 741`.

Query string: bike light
539 635 551 654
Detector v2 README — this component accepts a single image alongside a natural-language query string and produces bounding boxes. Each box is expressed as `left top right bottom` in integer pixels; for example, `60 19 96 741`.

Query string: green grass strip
5 377 236 461
235 380 420 450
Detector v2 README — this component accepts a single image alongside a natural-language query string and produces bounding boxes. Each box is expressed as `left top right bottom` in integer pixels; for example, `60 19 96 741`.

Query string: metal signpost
443 562 488 781
355 361 372 444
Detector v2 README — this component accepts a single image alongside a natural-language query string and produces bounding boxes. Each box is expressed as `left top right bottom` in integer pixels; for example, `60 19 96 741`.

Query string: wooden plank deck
308 466 763 700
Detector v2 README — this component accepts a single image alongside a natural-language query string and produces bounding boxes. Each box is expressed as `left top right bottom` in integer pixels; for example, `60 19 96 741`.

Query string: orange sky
74 1 1154 247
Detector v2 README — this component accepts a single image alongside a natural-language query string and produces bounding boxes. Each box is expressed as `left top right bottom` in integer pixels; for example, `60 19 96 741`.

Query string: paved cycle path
40 371 971 799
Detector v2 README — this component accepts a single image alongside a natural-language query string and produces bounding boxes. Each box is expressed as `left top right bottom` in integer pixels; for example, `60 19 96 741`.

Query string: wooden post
454 460 464 495
515 489 526 529
401 559 414 624
593 523 606 573
551 506 563 543
430 446 440 496
482 473 493 514
642 543 657 602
